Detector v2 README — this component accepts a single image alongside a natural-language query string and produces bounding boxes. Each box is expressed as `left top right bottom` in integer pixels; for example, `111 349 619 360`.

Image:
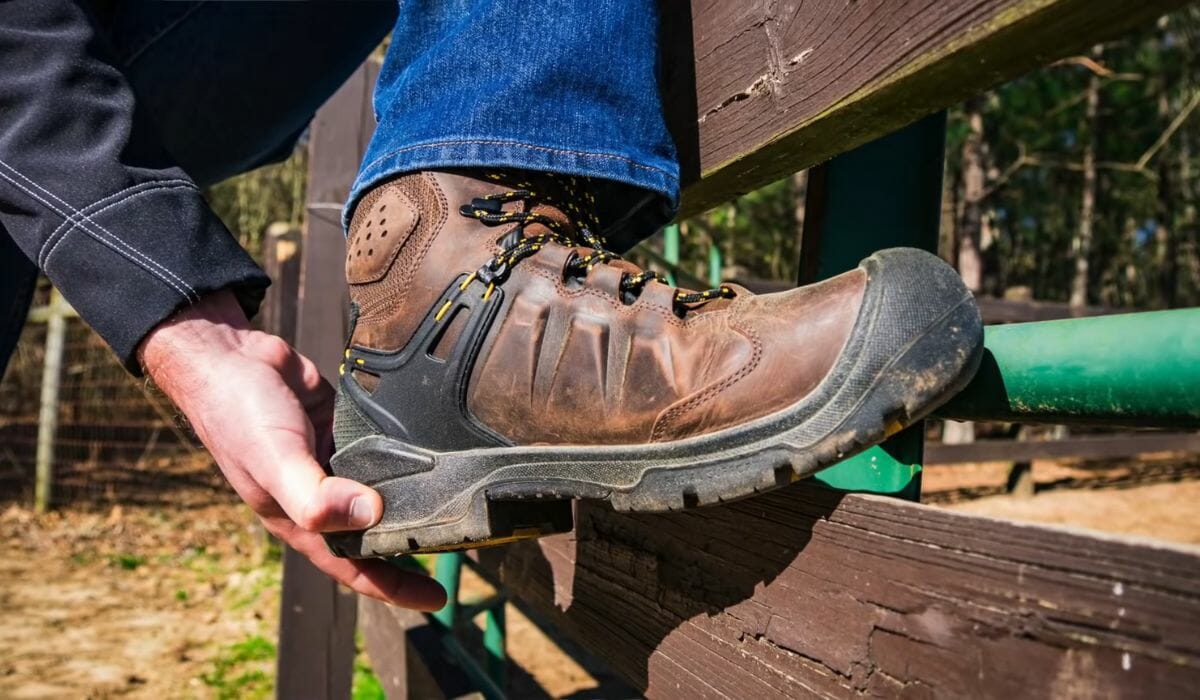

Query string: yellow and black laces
459 176 735 312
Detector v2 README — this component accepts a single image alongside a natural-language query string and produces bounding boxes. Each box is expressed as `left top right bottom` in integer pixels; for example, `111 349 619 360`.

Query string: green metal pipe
431 552 462 628
936 308 1200 427
707 241 723 288
662 223 680 287
483 602 507 690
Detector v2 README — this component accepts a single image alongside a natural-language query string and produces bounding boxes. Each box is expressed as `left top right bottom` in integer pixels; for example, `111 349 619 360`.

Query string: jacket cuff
40 182 269 374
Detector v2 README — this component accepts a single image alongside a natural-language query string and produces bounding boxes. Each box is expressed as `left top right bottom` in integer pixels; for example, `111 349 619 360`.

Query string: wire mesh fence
0 279 225 509
0 150 305 511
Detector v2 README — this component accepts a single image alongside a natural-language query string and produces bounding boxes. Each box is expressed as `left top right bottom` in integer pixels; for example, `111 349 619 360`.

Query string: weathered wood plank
275 60 380 700
668 0 1190 216
926 431 1200 465
359 597 475 699
477 483 1200 697
975 296 1115 323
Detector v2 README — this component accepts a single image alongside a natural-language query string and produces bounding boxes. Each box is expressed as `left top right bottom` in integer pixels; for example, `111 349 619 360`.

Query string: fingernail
349 496 378 529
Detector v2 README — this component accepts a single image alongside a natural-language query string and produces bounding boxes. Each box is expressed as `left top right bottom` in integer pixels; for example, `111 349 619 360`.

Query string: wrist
138 290 253 387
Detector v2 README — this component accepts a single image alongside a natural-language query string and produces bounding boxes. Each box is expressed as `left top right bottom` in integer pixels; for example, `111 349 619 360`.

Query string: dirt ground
925 453 1200 545
0 498 281 699
2 464 1198 698
0 493 621 699
940 478 1200 544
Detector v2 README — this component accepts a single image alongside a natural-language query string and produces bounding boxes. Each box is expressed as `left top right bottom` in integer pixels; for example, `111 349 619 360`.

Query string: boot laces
458 174 735 312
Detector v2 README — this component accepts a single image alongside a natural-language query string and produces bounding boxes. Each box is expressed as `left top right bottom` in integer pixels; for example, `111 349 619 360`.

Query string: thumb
261 433 383 533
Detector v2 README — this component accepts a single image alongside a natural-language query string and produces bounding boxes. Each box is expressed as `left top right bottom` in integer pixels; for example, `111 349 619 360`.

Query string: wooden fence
274 1 1200 697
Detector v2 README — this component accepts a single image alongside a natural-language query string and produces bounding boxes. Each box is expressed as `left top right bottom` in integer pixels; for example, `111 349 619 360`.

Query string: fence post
34 288 68 513
262 223 301 344
275 59 380 700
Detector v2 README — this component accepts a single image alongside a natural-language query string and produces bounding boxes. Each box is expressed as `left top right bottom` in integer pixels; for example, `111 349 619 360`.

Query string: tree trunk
1179 130 1199 306
948 109 983 445
1069 44 1103 309
940 165 959 264
792 172 811 282
1156 89 1180 308
792 169 808 251
957 96 987 293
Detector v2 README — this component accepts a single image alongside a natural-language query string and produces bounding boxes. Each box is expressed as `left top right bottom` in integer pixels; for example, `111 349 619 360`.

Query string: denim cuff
39 182 269 374
344 138 680 236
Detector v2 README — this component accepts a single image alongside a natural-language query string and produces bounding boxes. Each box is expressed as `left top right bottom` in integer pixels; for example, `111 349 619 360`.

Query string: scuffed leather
347 171 865 445
346 190 420 284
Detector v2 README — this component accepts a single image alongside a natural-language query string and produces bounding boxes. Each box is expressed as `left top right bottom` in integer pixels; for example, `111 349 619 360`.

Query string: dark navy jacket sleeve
0 0 269 373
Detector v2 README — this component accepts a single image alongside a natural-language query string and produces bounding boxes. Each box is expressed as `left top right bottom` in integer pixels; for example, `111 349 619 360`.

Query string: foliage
200 634 276 700
204 144 308 260
352 628 387 700
941 8 1200 307
673 176 802 284
107 553 146 571
353 654 387 700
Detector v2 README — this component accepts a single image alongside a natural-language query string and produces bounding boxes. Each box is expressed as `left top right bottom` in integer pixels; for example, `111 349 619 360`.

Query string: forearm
0 0 268 372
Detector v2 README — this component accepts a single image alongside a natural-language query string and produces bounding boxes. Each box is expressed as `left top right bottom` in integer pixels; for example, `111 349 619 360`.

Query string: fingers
247 415 381 533
275 344 337 462
274 340 335 406
269 453 384 533
279 523 447 610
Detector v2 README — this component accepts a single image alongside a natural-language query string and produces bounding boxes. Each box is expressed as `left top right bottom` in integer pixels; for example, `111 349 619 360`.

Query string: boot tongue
474 168 590 240
525 202 577 238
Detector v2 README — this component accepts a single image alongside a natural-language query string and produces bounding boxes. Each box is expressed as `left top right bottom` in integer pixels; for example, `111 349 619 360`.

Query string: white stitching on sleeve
42 183 200 281
39 178 195 267
0 159 198 300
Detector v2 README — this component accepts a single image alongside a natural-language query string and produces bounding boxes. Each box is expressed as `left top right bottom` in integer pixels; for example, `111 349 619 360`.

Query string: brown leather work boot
325 170 982 557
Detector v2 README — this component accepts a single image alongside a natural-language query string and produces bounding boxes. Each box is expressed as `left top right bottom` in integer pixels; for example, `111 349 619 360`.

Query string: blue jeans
0 0 674 377
352 0 678 233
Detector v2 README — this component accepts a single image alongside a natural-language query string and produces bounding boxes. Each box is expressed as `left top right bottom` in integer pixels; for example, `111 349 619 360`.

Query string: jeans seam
0 160 197 301
39 178 196 267
357 138 678 183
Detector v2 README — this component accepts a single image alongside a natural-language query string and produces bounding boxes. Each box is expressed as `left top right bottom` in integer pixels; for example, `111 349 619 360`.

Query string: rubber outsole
324 248 984 558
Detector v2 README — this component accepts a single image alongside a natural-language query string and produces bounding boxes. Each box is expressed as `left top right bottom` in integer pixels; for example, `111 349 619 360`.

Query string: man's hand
139 290 446 610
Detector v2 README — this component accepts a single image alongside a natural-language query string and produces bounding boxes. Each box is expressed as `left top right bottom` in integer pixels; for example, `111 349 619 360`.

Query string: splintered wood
666 0 1190 217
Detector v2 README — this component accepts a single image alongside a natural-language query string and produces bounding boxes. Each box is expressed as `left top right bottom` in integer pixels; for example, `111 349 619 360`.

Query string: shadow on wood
478 487 841 694
477 480 1200 697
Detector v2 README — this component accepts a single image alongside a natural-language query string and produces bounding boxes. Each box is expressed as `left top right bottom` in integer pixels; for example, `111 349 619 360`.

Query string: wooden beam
975 296 1115 323
260 223 301 345
358 597 477 699
668 0 1190 216
926 431 1200 465
477 483 1200 697
275 60 380 700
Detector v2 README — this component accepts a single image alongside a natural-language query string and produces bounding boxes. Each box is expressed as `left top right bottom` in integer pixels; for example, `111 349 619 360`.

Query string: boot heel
324 435 574 557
